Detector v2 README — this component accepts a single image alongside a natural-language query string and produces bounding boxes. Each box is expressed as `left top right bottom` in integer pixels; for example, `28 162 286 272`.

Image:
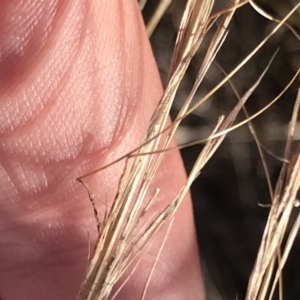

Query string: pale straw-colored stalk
76 1 300 299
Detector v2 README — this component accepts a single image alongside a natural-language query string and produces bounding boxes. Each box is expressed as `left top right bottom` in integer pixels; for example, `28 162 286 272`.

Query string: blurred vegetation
142 1 300 299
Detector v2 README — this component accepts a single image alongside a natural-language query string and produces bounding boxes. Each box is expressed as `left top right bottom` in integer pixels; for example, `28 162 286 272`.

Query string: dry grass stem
249 0 300 41
146 0 173 36
245 88 300 300
76 1 300 299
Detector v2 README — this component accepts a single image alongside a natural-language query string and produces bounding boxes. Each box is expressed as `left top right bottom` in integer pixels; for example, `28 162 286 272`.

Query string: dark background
142 1 300 299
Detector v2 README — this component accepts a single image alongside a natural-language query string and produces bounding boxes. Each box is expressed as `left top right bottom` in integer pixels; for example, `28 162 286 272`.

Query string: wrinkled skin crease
0 1 204 300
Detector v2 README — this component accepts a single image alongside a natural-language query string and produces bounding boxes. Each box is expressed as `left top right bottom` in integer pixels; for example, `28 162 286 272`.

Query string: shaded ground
142 1 300 299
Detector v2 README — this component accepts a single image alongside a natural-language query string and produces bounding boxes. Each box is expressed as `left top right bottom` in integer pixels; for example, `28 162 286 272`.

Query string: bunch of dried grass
76 1 300 299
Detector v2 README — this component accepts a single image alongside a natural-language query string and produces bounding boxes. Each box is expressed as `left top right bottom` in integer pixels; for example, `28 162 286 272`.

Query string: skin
0 1 205 299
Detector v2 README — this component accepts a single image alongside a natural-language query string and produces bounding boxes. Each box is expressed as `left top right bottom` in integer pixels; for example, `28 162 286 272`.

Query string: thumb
0 1 204 299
